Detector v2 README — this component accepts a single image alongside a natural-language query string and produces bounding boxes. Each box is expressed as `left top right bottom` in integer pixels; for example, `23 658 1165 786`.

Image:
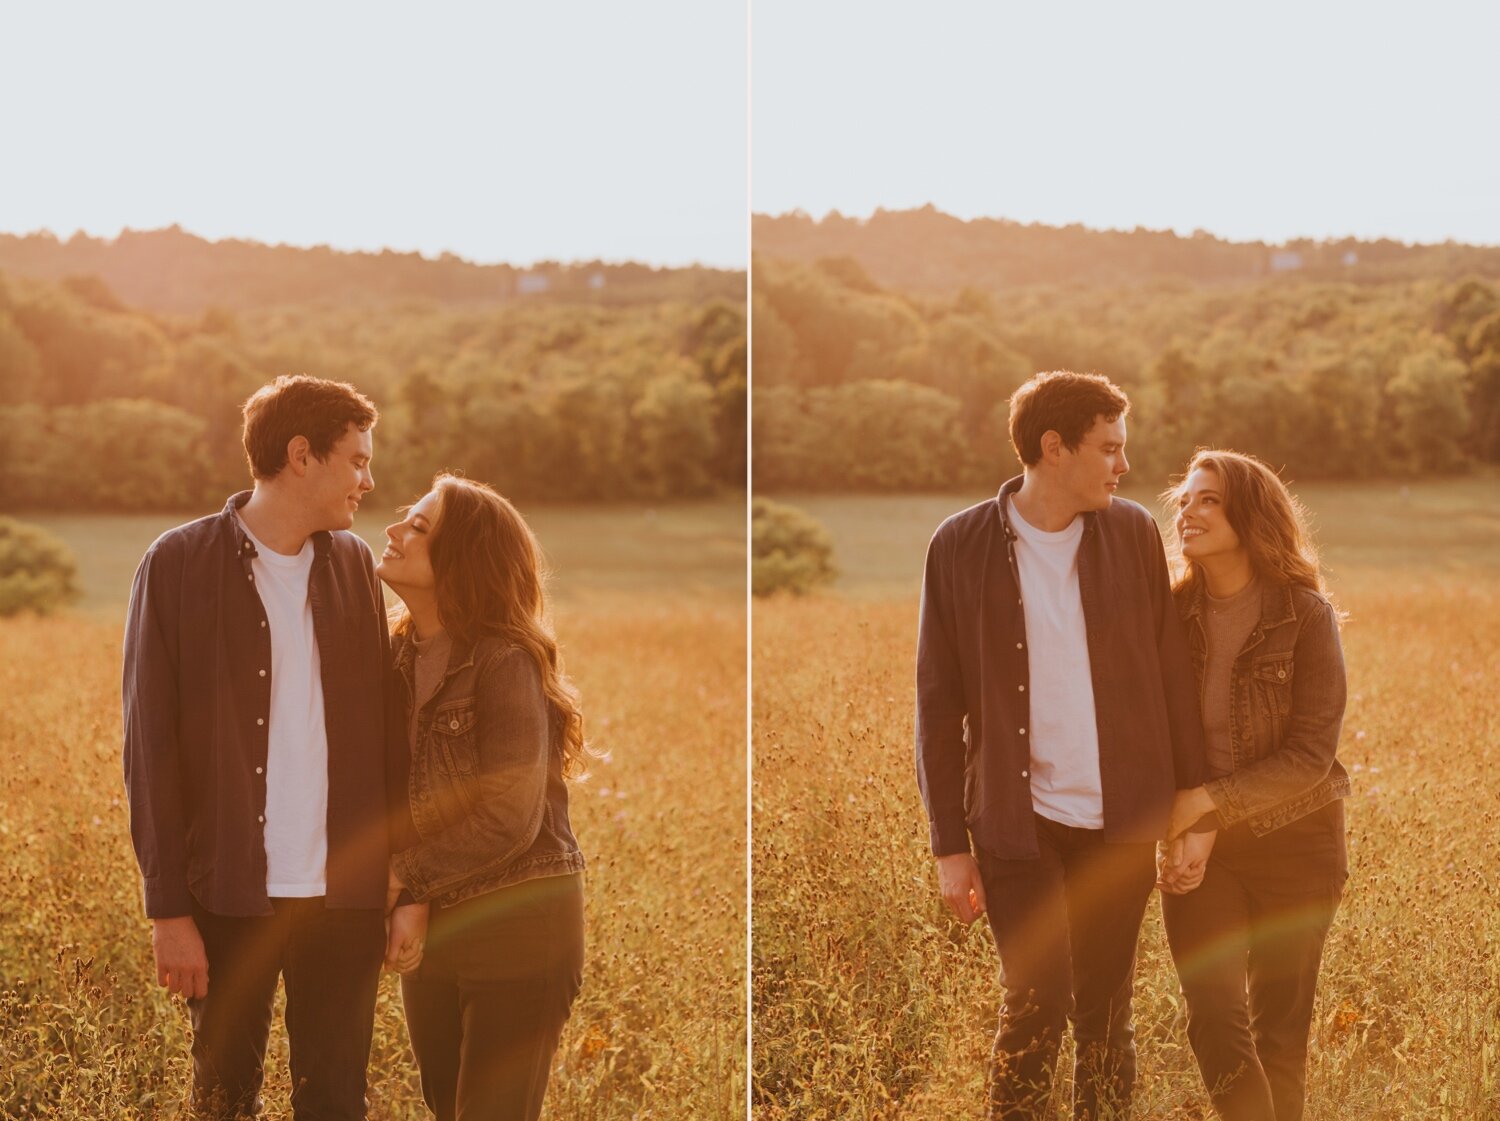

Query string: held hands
385 864 427 974
152 915 209 999
1157 786 1219 895
936 852 987 924
385 902 429 974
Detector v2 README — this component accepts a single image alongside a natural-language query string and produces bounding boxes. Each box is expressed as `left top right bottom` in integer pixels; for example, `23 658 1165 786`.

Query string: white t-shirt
238 515 329 896
1008 496 1104 829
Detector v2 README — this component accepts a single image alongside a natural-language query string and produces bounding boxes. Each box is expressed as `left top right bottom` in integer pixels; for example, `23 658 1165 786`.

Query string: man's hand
936 852 987 924
385 903 429 975
1158 829 1217 895
152 915 209 999
1166 786 1217 841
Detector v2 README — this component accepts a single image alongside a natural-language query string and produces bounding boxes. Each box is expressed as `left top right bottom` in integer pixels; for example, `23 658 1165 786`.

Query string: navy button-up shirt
122 492 404 918
916 476 1206 860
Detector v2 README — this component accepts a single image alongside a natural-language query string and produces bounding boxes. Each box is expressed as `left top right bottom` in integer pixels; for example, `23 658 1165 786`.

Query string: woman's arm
390 645 552 901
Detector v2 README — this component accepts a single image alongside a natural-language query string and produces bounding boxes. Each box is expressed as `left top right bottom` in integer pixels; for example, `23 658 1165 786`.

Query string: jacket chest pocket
426 702 480 824
1251 654 1294 727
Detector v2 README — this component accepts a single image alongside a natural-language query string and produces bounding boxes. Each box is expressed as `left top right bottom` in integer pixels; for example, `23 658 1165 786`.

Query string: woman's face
1176 466 1244 564
377 489 441 591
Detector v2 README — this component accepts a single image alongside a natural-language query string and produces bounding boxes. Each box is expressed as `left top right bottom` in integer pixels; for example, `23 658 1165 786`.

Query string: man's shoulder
1098 495 1159 536
327 529 376 567
930 497 997 548
143 510 225 564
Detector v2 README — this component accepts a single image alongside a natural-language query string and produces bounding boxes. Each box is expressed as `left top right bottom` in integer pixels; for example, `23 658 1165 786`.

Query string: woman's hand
1166 785 1217 841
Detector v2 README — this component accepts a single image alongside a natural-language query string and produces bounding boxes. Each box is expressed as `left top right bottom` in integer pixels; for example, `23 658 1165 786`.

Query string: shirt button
257 815 265 823
1021 770 1029 778
247 574 254 582
1016 642 1023 650
256 718 265 726
255 766 264 775
259 669 267 677
1018 684 1026 692
260 620 267 628
1019 728 1027 735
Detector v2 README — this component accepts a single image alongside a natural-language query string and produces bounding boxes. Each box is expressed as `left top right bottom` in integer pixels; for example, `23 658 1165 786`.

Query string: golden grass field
0 506 746 1120
752 482 1500 1120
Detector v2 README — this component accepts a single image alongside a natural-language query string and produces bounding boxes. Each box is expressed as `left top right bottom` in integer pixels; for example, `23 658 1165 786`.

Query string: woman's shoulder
471 636 545 691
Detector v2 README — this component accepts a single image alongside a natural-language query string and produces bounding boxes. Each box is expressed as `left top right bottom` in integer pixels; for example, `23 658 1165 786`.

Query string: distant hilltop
0 225 744 314
753 205 1500 292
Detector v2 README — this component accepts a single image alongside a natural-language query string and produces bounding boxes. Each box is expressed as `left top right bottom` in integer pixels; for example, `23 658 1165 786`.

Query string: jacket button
1278 669 1287 679
450 719 460 730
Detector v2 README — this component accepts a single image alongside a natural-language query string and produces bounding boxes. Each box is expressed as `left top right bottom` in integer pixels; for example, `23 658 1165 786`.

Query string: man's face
304 424 374 531
1056 414 1129 513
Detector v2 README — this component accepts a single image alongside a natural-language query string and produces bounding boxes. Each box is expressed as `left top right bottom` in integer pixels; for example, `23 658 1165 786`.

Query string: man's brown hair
1008 370 1130 466
241 375 378 480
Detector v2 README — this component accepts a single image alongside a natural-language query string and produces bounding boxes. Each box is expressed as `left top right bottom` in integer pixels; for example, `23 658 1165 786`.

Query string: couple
916 370 1349 1121
122 375 585 1121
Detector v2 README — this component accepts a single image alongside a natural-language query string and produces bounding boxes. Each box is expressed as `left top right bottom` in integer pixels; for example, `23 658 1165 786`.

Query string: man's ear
285 435 312 477
1038 429 1063 463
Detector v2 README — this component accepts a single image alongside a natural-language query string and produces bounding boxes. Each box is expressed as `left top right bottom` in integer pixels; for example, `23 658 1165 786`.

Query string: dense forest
0 232 745 511
755 207 1500 293
753 240 1500 491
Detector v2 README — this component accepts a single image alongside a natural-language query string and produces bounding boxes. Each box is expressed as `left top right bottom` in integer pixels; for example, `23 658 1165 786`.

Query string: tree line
753 254 1500 492
0 265 745 511
0 226 743 315
755 206 1500 293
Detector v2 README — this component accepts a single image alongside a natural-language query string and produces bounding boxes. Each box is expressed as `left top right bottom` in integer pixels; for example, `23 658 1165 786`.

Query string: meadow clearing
753 478 1500 1120
0 501 746 1120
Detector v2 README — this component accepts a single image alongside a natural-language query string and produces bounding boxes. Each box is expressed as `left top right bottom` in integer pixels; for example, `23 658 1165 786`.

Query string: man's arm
916 527 987 923
915 527 970 858
122 542 208 996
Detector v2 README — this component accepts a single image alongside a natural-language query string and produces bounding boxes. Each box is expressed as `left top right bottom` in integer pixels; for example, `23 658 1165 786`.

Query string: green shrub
0 517 80 615
752 498 837 596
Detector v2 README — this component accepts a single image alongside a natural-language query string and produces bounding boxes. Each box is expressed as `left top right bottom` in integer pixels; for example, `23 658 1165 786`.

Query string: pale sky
2 1 747 268
753 0 1499 246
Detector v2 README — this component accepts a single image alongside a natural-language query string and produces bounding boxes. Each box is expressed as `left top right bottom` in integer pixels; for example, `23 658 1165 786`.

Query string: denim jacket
389 633 584 908
1179 580 1351 836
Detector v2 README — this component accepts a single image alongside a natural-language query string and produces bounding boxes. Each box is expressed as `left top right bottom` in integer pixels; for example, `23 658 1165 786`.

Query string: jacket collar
994 473 1098 542
1182 576 1297 632
220 490 333 560
393 627 480 688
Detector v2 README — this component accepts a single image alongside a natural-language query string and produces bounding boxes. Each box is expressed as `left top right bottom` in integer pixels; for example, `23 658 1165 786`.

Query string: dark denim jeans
400 873 584 1121
976 814 1158 1121
1161 801 1346 1121
186 897 384 1120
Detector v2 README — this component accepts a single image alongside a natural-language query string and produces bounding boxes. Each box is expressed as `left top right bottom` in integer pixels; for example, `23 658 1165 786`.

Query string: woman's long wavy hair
392 474 587 777
1163 449 1335 611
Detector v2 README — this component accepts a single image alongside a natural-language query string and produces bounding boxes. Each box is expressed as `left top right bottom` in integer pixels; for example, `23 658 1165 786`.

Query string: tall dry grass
0 604 746 1120
752 581 1500 1120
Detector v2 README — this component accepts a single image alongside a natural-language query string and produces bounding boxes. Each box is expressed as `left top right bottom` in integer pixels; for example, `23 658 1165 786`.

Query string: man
123 374 425 1120
915 370 1212 1121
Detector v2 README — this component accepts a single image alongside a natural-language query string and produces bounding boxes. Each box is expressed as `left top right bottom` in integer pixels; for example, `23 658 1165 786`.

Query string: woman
1159 449 1350 1121
377 473 587 1121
